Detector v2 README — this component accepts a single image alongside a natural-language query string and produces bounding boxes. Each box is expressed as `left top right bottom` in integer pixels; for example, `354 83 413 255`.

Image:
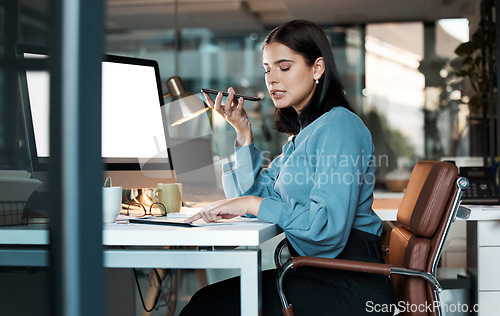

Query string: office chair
275 161 470 316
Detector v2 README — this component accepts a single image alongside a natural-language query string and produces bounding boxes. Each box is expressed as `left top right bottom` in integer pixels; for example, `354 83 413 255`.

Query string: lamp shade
166 76 209 127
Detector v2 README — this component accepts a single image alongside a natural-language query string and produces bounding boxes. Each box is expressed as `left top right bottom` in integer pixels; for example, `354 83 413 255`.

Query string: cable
161 269 177 315
133 268 164 313
133 268 179 314
166 270 176 314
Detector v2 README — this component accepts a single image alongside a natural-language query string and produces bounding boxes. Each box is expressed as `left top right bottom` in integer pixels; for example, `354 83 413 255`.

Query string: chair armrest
291 256 391 276
276 257 443 315
289 257 442 291
276 257 391 315
274 238 289 268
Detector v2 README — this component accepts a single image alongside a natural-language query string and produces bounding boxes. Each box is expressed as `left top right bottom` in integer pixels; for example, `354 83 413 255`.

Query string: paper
120 214 265 227
127 216 232 227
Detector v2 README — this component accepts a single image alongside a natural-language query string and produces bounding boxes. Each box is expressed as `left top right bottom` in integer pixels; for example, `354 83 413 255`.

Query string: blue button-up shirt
222 106 382 259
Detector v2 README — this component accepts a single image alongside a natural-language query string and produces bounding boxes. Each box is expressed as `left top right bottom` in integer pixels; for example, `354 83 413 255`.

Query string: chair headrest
396 161 458 238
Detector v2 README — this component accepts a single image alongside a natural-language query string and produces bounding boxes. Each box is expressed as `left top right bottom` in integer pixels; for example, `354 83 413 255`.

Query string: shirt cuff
222 161 235 174
234 141 255 158
257 198 284 224
222 141 255 174
234 139 254 150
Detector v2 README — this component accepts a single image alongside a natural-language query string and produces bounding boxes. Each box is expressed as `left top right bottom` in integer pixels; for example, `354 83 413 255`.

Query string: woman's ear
313 57 325 80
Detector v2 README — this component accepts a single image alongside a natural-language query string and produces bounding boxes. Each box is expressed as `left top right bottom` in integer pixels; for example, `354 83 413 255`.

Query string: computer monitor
17 45 176 189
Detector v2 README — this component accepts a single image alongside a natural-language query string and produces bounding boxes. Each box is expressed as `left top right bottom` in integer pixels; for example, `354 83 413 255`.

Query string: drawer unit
478 247 500 290
477 221 500 246
467 218 500 315
478 292 500 316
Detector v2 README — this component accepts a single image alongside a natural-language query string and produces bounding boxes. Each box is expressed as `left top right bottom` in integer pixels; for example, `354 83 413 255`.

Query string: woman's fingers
185 212 201 223
203 87 247 128
202 92 215 108
184 198 248 223
199 211 216 223
225 90 235 117
201 208 223 223
213 91 224 115
226 87 242 117
185 202 221 223
185 199 233 223
234 97 244 116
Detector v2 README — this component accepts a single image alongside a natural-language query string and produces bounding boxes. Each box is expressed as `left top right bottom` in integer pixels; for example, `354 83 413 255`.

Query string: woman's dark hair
263 19 354 135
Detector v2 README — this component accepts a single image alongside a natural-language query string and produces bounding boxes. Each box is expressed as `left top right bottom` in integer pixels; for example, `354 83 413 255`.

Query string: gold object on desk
133 188 154 206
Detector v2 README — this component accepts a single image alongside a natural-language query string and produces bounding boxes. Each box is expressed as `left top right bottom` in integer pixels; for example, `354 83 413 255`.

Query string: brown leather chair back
388 161 458 315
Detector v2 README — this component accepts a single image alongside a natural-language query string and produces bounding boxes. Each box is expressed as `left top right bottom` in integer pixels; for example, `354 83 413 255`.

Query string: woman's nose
266 71 278 84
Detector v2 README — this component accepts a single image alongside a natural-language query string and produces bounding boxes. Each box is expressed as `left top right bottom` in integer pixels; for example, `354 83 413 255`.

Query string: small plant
454 0 497 111
104 177 112 187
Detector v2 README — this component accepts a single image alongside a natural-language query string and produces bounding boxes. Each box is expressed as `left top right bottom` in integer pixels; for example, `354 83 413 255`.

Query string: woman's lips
271 90 286 100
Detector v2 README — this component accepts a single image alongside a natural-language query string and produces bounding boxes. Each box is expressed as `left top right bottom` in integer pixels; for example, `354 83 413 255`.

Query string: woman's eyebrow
263 59 294 66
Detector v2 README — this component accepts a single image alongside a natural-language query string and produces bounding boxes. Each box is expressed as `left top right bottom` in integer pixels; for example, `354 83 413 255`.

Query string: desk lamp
166 76 210 126
129 76 210 209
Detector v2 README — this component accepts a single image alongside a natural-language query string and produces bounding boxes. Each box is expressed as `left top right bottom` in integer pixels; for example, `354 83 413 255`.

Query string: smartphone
201 88 262 102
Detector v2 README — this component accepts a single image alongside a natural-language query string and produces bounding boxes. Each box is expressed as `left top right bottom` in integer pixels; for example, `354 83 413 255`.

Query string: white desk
374 204 500 316
3 206 500 315
0 218 282 316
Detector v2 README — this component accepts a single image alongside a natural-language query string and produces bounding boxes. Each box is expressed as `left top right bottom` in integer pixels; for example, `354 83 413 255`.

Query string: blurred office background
4 0 482 183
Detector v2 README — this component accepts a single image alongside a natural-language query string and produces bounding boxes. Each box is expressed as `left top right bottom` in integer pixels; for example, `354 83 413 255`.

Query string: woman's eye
280 67 290 72
264 70 270 75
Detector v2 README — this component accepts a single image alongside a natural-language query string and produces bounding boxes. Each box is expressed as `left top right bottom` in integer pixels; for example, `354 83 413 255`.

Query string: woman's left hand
185 196 263 223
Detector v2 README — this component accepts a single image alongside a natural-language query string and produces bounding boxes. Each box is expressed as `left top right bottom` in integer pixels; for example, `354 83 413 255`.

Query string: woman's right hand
203 87 253 146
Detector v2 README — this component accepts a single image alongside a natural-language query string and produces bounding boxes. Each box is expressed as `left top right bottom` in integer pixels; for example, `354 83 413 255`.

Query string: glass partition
365 20 470 187
0 1 51 315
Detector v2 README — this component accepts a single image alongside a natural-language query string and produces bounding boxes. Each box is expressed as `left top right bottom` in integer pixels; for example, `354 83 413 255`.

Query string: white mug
102 186 122 222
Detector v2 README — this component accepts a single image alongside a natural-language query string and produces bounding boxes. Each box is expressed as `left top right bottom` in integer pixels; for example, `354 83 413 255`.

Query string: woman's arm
222 140 290 199
185 195 263 223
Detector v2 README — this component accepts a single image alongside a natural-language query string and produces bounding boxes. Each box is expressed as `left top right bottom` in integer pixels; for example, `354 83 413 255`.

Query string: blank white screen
25 56 168 159
101 61 167 158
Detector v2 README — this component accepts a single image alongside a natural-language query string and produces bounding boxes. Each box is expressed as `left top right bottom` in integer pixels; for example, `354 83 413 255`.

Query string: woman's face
262 42 320 114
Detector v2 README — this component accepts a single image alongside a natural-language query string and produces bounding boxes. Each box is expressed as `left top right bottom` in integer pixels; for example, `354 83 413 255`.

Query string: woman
182 20 396 315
